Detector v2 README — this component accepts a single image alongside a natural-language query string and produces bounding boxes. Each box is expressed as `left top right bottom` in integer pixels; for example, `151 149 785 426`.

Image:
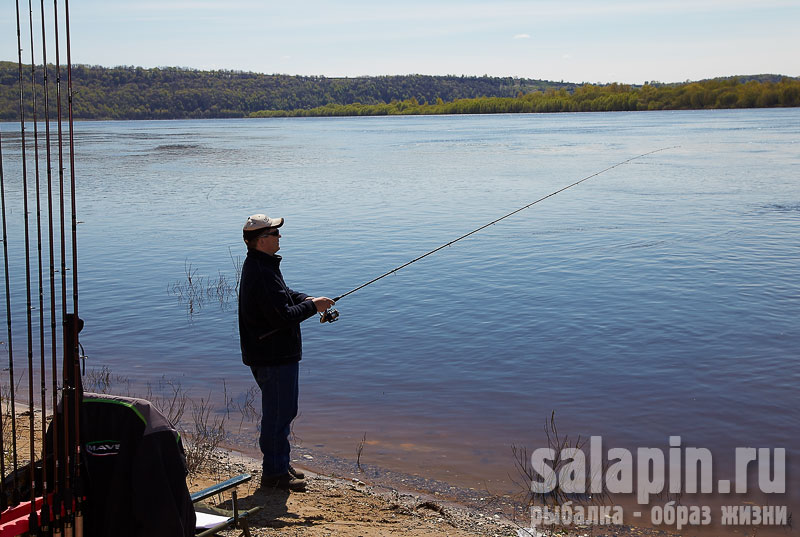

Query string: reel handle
320 308 339 323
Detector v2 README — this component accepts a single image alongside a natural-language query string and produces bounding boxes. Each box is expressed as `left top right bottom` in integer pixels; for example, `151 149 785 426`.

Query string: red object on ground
0 497 45 537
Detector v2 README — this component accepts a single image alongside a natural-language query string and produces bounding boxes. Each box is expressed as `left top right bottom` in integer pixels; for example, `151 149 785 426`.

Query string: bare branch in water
168 258 243 319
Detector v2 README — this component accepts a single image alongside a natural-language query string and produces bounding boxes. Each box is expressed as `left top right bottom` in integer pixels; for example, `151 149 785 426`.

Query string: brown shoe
288 465 305 479
260 473 306 492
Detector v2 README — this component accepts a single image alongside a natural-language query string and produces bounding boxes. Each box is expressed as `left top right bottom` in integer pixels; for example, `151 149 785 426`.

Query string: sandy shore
189 448 521 536
189 447 687 537
4 406 684 537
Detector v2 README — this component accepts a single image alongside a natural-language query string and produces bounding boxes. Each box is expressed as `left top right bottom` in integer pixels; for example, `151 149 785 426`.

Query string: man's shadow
220 487 322 529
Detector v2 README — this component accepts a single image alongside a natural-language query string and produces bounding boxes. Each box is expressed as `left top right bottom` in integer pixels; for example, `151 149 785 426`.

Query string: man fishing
238 214 335 492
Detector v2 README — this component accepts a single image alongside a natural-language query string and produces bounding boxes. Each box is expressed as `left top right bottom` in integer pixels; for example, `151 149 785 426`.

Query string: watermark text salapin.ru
525 435 789 530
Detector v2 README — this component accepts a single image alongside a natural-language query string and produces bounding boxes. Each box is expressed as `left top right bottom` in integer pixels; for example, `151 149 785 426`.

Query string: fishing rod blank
28 0 57 534
25 0 45 532
54 0 74 533
0 106 9 514
1 2 78 531
323 146 678 321
64 1 85 534
41 1 59 534
9 0 28 509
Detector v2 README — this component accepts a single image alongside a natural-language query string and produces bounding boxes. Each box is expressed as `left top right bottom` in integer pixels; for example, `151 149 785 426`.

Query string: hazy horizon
1 1 798 86
1 57 794 88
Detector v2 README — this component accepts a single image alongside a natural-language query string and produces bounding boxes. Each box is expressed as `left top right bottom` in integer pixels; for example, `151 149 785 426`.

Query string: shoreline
2 402 683 536
5 401 784 536
194 444 688 537
192 446 520 536
3 402 697 536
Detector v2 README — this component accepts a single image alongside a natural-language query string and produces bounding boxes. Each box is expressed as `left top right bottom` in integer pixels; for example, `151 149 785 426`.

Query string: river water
1 109 798 527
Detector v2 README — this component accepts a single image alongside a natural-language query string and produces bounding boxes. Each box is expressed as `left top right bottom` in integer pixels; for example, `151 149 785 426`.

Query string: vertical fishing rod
65 0 78 330
0 113 9 514
9 0 28 510
40 0 59 534
28 0 56 537
64 2 83 535
53 1 73 534
25 0 45 533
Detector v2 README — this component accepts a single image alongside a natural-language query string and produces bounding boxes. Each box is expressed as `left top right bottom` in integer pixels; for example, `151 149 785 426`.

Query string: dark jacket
81 393 195 537
238 248 317 366
3 394 195 537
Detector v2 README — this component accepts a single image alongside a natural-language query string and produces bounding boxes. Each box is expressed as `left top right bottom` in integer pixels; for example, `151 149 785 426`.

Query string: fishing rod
0 3 77 533
320 146 678 323
10 0 28 511
39 0 57 533
53 0 74 533
0 105 8 515
26 0 46 533
64 1 85 533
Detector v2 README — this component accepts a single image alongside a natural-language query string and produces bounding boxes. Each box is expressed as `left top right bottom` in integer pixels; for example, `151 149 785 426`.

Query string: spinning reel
320 308 340 323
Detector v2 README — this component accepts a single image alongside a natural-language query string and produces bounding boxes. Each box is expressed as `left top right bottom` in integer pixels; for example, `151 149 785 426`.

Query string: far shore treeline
0 62 798 120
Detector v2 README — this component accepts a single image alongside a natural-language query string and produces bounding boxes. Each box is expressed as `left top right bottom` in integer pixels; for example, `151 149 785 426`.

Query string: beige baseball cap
243 214 284 231
243 214 284 244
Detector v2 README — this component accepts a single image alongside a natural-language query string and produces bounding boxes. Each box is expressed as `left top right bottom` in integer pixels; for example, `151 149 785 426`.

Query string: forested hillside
0 63 570 120
256 78 800 117
0 63 797 120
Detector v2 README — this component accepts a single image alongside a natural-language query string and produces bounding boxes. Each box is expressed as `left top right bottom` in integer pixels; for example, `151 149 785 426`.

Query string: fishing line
326 146 678 316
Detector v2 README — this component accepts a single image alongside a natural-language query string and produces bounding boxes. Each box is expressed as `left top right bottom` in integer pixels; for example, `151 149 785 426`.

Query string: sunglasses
259 229 281 237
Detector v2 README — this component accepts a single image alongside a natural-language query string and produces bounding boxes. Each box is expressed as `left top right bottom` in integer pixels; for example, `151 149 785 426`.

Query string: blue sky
3 0 798 83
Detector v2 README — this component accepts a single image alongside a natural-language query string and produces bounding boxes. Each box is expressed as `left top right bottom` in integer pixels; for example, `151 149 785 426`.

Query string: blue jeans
251 362 299 477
